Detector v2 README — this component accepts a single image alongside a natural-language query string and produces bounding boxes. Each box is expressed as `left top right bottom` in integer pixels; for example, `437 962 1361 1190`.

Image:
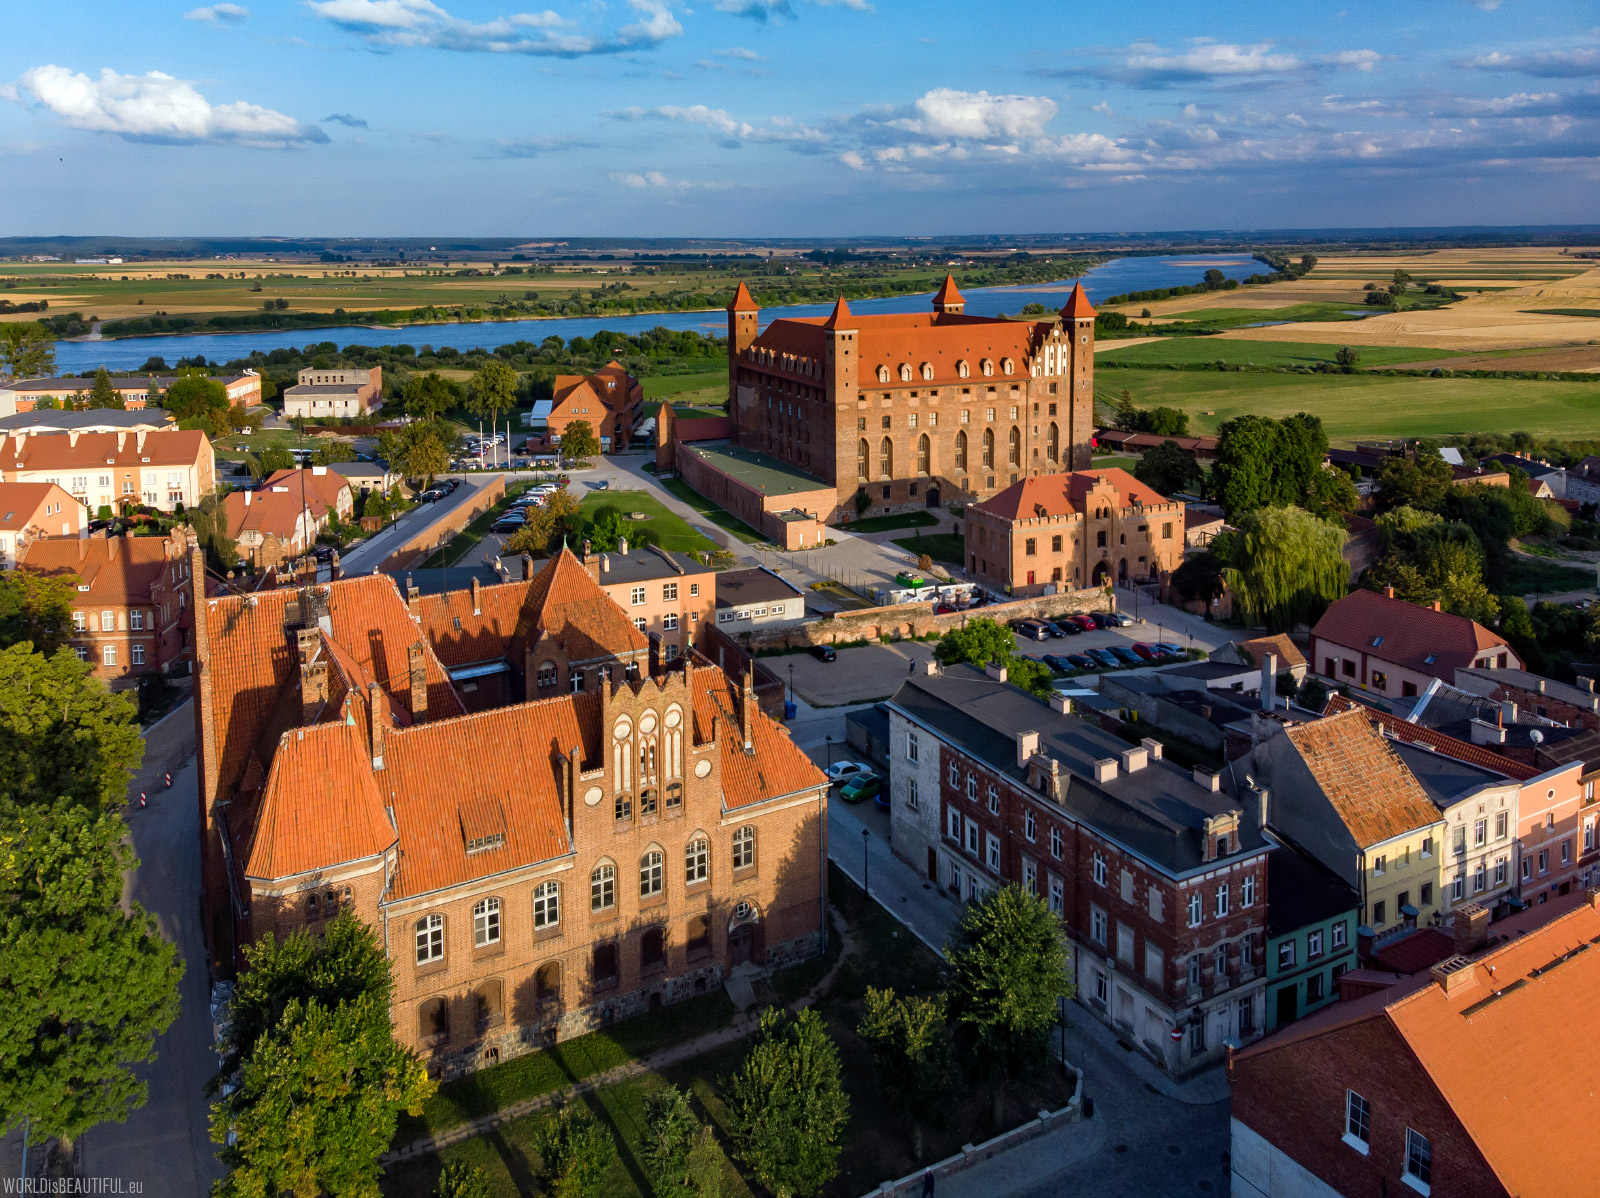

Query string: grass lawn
641 371 728 399
1095 368 1600 444
844 511 939 534
1098 338 1458 369
577 490 720 556
1088 454 1139 471
893 532 965 566
655 477 765 544
1500 556 1594 596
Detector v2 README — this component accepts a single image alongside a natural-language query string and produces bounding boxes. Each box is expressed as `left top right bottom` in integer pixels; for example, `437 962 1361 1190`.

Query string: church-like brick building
725 275 1098 519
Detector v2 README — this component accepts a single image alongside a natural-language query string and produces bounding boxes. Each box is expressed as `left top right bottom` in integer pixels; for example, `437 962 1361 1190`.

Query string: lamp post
862 827 871 898
825 734 834 768
788 662 795 705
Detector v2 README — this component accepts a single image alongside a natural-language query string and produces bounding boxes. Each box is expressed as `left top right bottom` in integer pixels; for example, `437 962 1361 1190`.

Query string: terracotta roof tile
692 665 827 811
728 280 758 312
974 468 1175 522
819 296 853 330
262 468 350 512
1236 634 1307 673
0 482 71 532
0 428 209 473
1282 709 1442 846
933 274 964 306
509 545 647 666
1060 280 1097 319
22 534 174 605
1321 693 1539 781
1311 589 1510 678
418 579 530 667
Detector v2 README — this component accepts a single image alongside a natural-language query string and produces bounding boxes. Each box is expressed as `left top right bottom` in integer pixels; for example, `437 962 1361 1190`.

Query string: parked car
1154 642 1187 658
1108 645 1144 667
1131 643 1161 661
1086 648 1121 668
1042 654 1077 673
1049 619 1083 636
810 644 837 662
314 545 334 562
933 603 957 615
1066 613 1098 631
1066 653 1098 670
1102 611 1136 628
825 761 870 784
418 489 444 503
592 479 610 490
1010 619 1051 642
1088 611 1118 629
838 772 882 804
491 514 526 532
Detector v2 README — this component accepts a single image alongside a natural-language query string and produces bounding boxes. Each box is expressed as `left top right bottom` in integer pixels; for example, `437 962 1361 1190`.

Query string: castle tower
1059 282 1097 470
727 280 759 421
931 273 965 317
821 296 860 515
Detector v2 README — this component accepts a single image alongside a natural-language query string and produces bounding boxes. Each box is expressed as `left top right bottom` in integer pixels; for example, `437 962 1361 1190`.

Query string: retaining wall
377 475 507 572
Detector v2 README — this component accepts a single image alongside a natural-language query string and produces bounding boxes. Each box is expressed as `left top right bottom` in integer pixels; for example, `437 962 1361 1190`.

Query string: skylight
1371 635 1383 648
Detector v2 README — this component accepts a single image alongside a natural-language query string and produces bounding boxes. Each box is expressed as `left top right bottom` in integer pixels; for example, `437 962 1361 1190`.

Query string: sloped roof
932 274 964 306
0 482 68 531
1236 634 1308 673
511 545 649 666
263 468 350 512
22 533 173 604
692 666 825 811
418 578 531 667
0 428 209 472
1311 589 1508 677
1060 280 1097 319
819 296 853 330
1282 709 1442 846
223 487 326 541
1322 692 1539 781
974 468 1174 522
728 280 758 312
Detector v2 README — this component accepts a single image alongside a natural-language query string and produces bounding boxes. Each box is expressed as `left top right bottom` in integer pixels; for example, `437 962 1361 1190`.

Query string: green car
838 772 882 804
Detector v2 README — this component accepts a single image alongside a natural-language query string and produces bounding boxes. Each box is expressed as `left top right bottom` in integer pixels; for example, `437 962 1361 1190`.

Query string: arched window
1047 422 1059 462
899 363 913 382
536 661 557 689
858 439 869 482
1001 357 1015 375
981 359 994 377
612 715 632 797
535 961 561 1005
732 826 756 870
981 428 994 468
640 848 664 898
306 891 319 919
877 364 890 383
921 362 934 380
880 437 894 479
957 359 970 378
917 434 931 476
1008 426 1021 466
954 430 968 470
533 881 560 929
686 835 709 884
415 913 443 965
591 861 616 911
642 926 667 971
665 706 683 778
418 997 449 1045
473 898 501 948
475 979 504 1030
593 942 619 983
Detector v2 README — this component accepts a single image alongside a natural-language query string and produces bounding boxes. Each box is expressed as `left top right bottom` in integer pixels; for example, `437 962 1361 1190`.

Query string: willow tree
1223 506 1349 631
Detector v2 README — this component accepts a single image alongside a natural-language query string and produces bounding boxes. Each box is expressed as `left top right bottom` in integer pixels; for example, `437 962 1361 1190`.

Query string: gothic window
899 363 912 382
733 826 756 870
957 359 970 378
1001 357 1014 374
877 364 890 383
880 437 894 479
858 439 869 481
591 860 616 911
917 434 931 476
1047 422 1059 462
954 430 968 470
981 428 994 468
1008 426 1021 466
535 961 561 1004
981 359 994 377
921 362 934 380
640 848 664 898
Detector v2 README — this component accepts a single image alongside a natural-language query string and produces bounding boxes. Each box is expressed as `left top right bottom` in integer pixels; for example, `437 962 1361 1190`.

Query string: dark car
810 644 837 662
1108 645 1144 667
1042 654 1077 673
1049 619 1083 636
1066 653 1097 670
592 479 610 490
1010 619 1051 642
86 519 114 532
418 489 444 503
1089 611 1118 629
315 545 334 562
1086 648 1120 668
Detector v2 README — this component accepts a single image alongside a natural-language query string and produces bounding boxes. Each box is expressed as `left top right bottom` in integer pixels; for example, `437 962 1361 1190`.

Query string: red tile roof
932 274 964 306
0 482 72 533
263 468 350 512
1236 634 1307 673
1367 927 1454 974
1282 709 1442 846
22 533 176 605
692 665 825 811
223 487 326 541
1321 693 1540 781
1060 280 1096 319
1311 588 1510 678
819 296 853 330
510 545 648 666
974 467 1175 522
0 428 209 472
728 280 758 312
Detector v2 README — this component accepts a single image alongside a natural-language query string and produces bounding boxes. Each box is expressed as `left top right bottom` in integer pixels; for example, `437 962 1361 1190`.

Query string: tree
641 1086 702 1198
1170 549 1226 606
1203 268 1227 289
0 798 183 1147
1144 406 1190 437
504 490 582 557
0 568 76 655
164 372 231 435
312 440 356 465
1134 440 1202 498
946 884 1070 1127
560 419 601 464
726 1007 849 1198
1275 412 1330 508
857 988 954 1160
1335 346 1360 371
212 990 433 1198
1374 449 1453 512
587 505 628 551
468 359 518 463
1305 466 1360 518
0 321 55 379
1222 506 1350 631
435 1161 491 1198
1390 269 1411 295
380 425 451 487
532 1103 613 1198
935 617 1015 669
144 378 163 410
87 367 124 409
184 492 240 573
249 445 297 479
400 372 459 422
0 644 144 813
1210 414 1281 519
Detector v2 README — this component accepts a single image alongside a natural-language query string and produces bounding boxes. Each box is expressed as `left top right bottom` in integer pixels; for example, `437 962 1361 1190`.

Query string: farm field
1097 338 1458 369
1095 368 1600 444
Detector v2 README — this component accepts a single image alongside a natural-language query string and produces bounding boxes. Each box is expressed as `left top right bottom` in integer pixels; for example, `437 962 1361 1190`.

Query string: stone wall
739 585 1110 651
378 475 506 572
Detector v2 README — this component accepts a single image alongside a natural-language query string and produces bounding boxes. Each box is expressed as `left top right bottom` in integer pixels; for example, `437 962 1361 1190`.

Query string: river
53 252 1258 373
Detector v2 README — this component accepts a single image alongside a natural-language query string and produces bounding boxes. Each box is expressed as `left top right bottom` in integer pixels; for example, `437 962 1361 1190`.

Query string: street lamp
862 827 871 898
788 662 795 704
825 734 834 768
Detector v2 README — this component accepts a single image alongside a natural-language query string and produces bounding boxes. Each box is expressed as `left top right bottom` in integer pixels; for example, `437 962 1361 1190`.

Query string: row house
193 548 827 1079
0 427 216 515
21 527 195 686
0 481 84 567
1309 588 1517 701
0 371 259 414
886 662 1270 1076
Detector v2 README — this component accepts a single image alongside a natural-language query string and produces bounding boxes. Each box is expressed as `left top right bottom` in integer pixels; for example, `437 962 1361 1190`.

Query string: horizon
2 1 1597 237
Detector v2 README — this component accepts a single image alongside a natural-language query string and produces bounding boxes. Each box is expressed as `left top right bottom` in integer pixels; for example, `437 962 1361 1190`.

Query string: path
340 474 501 574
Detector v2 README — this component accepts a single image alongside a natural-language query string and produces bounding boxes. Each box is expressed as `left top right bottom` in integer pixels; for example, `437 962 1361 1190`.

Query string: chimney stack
1385 586 1396 599
1261 652 1278 713
297 627 327 723
1193 767 1222 792
1016 730 1040 768
618 535 628 555
1452 902 1491 955
367 682 386 769
408 641 428 723
740 667 755 753
985 660 1008 682
471 576 481 615
521 554 535 581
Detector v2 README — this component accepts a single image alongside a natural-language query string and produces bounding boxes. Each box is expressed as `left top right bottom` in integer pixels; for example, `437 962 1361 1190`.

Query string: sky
1 0 1597 237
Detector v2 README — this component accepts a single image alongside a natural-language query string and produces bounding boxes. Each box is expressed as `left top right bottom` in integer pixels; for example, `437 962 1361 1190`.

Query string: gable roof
262 468 350 511
974 467 1174 522
0 482 72 532
819 296 853 330
1322 692 1540 781
223 487 326 541
510 545 649 665
22 533 176 604
1281 709 1443 846
1311 589 1508 677
1235 634 1308 673
0 428 209 473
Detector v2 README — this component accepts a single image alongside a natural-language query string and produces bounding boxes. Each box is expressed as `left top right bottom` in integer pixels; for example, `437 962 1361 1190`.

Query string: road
339 474 502 575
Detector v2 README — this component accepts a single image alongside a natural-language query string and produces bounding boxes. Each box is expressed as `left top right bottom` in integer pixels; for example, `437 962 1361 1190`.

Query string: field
1095 368 1600 444
1098 338 1458 369
576 490 720 556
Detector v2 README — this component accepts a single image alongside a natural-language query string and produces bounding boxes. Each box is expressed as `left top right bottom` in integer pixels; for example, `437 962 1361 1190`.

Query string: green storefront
1265 842 1360 1032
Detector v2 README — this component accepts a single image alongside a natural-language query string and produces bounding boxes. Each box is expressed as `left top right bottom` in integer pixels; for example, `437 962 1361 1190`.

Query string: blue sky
1 0 1596 236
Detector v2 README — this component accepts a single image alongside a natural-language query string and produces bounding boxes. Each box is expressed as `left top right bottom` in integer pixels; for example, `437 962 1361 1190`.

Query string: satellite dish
1529 729 1544 745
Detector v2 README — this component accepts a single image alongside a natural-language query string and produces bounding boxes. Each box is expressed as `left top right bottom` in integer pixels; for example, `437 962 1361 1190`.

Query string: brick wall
377 475 506 572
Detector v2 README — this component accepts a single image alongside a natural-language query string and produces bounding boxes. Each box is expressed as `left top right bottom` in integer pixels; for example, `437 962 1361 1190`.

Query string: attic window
1423 654 1436 665
453 616 462 630
1371 636 1384 648
466 832 506 855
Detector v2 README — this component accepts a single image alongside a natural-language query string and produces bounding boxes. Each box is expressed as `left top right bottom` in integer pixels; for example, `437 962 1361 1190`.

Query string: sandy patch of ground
1094 337 1166 353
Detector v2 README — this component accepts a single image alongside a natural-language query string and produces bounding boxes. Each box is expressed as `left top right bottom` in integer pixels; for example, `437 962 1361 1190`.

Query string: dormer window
899 363 913 382
957 359 970 378
1001 357 1015 375
920 362 934 380
877 365 890 383
981 359 994 377
1371 635 1384 648
466 832 506 854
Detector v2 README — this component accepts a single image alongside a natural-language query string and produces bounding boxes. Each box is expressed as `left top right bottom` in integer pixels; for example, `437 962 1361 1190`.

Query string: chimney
68 430 79 448
985 660 1008 682
296 628 327 723
600 554 610 574
1261 652 1278 713
618 535 628 554
408 641 428 724
740 668 755 753
1430 600 1442 612
135 430 146 454
1577 675 1596 694
1140 737 1164 761
923 659 940 676
1016 730 1040 768
1469 718 1506 745
471 576 481 615
1120 745 1149 774
244 490 252 506
1536 678 1547 694
1193 767 1222 792
405 576 421 619
1501 699 1518 723
582 539 592 562
1093 757 1118 784
521 554 534 582
1430 954 1478 997
367 682 385 769
1048 693 1071 713
1384 586 1396 599
1452 902 1491 955
116 431 126 452
1245 780 1270 829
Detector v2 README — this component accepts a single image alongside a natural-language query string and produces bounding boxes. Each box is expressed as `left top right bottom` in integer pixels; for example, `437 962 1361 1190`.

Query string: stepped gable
246 721 397 882
508 544 647 665
691 663 827 810
974 467 1171 521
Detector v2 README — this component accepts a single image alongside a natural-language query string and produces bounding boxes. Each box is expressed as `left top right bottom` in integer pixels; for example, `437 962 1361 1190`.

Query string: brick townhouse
1231 891 1600 1198
886 662 1270 1076
0 481 84 567
547 362 643 454
21 527 195 686
0 427 215 515
192 547 827 1079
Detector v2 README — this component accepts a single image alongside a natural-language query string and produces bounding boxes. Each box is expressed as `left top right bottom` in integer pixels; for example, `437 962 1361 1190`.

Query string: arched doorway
1118 558 1129 583
1092 561 1111 586
727 899 763 966
925 487 940 508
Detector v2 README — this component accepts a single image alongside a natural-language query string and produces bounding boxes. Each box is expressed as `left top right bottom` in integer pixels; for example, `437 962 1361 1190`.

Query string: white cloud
306 0 679 55
1123 40 1301 79
616 103 825 144
714 46 766 59
1091 101 1114 116
8 65 327 145
1321 49 1381 71
1460 47 1600 76
1465 0 1504 9
893 88 1058 141
838 149 867 170
186 3 250 22
612 169 669 186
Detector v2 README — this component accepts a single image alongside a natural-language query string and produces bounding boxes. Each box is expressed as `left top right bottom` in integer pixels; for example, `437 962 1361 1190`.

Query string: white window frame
473 897 501 947
1187 891 1202 928
416 913 444 964
630 586 646 606
1344 1091 1371 1154
1215 884 1229 917
1403 1128 1432 1194
532 882 560 929
985 832 1001 872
